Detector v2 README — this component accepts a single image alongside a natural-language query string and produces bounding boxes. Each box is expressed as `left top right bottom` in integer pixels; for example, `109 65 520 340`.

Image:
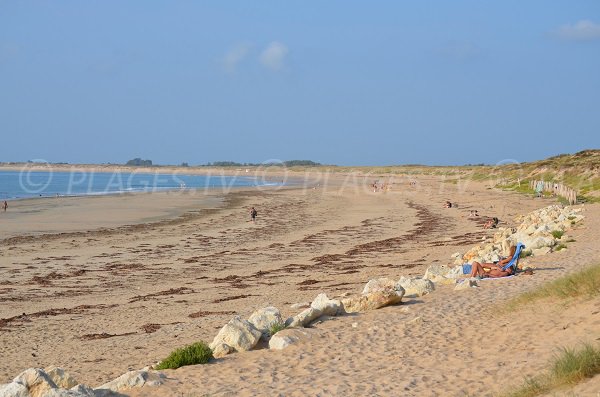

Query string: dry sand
1 174 598 396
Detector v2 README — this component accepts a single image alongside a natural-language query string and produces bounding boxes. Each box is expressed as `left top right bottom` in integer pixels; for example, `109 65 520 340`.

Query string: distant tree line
121 159 321 167
203 160 322 167
125 158 153 166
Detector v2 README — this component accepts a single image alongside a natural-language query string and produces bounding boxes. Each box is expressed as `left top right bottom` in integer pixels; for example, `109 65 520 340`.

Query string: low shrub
551 230 564 239
503 343 600 397
554 243 567 251
155 341 213 370
505 263 600 312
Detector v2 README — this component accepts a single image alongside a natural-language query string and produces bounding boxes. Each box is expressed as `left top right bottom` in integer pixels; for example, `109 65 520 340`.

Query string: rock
406 316 423 326
45 386 96 396
310 293 344 316
209 316 262 352
96 370 165 394
269 328 320 350
0 382 29 397
454 278 478 290
211 343 234 358
396 277 435 297
68 385 97 397
451 252 462 259
423 264 454 282
285 307 323 328
532 246 551 256
290 302 310 310
361 278 397 294
342 289 404 313
447 265 465 279
12 368 58 397
248 306 283 338
45 366 78 389
528 235 556 249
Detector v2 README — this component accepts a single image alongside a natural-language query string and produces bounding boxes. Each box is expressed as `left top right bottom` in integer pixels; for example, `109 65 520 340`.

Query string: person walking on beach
250 207 258 222
2 201 7 212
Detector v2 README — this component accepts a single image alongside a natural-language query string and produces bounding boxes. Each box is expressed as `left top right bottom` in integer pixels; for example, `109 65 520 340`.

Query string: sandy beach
1 174 599 396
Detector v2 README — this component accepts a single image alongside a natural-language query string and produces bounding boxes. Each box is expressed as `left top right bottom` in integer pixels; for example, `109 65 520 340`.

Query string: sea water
0 170 281 200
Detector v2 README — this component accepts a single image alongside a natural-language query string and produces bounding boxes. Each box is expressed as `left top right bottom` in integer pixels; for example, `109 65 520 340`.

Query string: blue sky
1 1 599 166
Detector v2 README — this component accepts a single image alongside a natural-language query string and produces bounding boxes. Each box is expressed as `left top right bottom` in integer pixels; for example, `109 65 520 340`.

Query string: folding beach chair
500 242 526 274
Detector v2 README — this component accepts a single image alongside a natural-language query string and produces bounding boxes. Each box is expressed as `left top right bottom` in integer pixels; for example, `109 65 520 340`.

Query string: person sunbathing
483 217 499 229
469 245 517 279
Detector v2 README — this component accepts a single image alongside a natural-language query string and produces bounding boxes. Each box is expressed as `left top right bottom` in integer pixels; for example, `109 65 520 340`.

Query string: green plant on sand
502 343 600 397
551 230 564 239
155 341 213 370
554 243 567 252
269 321 287 336
505 263 600 312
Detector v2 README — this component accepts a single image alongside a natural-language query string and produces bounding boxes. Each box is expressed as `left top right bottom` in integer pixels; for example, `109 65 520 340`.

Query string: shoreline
0 185 303 242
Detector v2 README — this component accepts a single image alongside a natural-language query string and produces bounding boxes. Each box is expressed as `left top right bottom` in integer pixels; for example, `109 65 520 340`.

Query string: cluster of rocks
0 367 164 397
423 205 584 284
209 276 436 357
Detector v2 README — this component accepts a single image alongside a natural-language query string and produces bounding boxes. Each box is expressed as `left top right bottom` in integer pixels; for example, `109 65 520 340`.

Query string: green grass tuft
554 243 567 251
552 344 600 384
269 321 287 336
504 263 600 312
551 230 564 239
155 341 213 370
502 343 600 397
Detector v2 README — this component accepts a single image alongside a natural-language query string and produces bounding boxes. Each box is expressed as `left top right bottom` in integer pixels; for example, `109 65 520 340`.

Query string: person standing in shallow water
250 207 257 222
3 201 7 212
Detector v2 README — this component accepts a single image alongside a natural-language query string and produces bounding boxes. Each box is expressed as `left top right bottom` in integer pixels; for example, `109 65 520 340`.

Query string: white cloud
222 42 252 73
557 20 600 41
259 41 288 71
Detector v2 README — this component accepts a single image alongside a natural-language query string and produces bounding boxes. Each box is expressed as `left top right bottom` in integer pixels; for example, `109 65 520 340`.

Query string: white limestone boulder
0 381 29 397
209 316 262 353
211 343 234 359
310 293 344 316
12 368 58 397
66 385 96 397
95 370 165 394
45 387 95 396
423 264 454 283
269 328 320 350
290 302 310 310
45 366 78 390
285 307 323 328
361 278 397 294
248 306 283 338
454 279 479 291
341 288 405 313
396 277 435 298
